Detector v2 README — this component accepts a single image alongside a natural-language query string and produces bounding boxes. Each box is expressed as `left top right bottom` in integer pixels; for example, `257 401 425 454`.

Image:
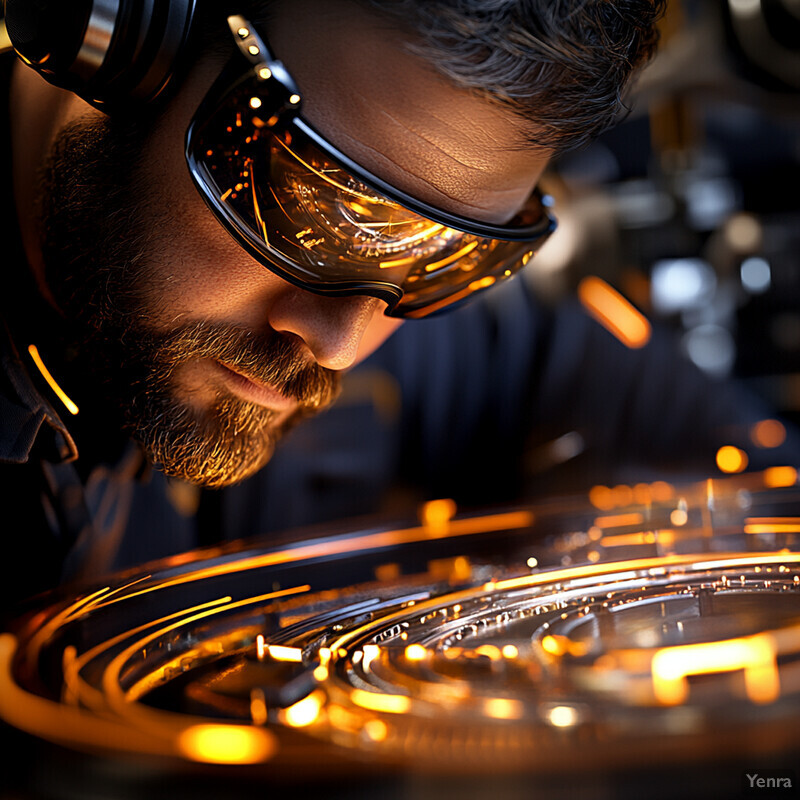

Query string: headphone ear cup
5 0 197 107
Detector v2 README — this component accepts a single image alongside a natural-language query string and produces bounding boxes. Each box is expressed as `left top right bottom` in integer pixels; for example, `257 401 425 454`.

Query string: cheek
356 315 403 363
137 155 286 328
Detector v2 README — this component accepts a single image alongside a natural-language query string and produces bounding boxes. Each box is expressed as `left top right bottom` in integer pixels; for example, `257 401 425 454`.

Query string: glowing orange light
350 689 410 714
547 705 579 727
404 644 427 661
475 644 502 660
600 531 656 547
177 724 275 764
363 719 388 742
258 67 271 80
764 466 797 488
751 419 786 449
502 645 519 659
424 240 479 273
420 498 456 536
716 446 748 474
670 508 688 526
249 688 268 725
650 481 674 502
577 276 651 349
484 697 523 720
282 690 324 727
541 634 587 657
468 276 496 292
745 517 800 534
265 645 303 663
27 345 79 415
651 634 779 706
589 485 615 511
594 512 644 529
632 483 652 505
612 484 634 507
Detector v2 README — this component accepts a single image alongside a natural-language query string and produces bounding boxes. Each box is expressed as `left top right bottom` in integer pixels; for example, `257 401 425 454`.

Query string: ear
9 61 102 297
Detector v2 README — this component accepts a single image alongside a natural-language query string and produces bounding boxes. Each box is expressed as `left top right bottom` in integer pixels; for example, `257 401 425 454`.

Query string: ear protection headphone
3 0 197 107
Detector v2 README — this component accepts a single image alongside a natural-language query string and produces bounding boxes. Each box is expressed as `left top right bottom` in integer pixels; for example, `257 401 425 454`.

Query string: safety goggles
185 15 557 319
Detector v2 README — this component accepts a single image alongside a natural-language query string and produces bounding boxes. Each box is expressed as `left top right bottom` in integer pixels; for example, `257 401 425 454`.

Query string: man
1 0 789 614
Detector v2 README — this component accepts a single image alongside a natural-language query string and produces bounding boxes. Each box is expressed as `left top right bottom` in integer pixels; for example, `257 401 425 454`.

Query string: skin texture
9 0 552 487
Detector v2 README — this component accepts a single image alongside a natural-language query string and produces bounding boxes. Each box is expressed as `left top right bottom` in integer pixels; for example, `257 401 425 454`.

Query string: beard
36 115 340 488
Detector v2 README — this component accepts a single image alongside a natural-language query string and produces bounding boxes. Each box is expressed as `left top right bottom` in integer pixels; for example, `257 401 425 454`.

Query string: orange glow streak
490 553 800 595
484 698 523 720
265 644 304 662
327 553 800 659
577 276 651 348
177 724 275 764
379 254 419 269
256 634 266 659
249 161 269 245
594 512 644 529
599 531 656 547
220 188 233 202
744 517 800 534
716 445 748 473
468 276 496 292
764 466 798 488
282 690 324 728
64 596 234 710
424 240 479 272
89 577 307 616
350 689 411 714
404 644 427 661
1 634 273 759
102 589 311 713
541 635 588 657
93 512 533 612
27 344 79 415
751 419 786 448
272 136 389 203
402 280 488 318
25 585 112 666
651 633 779 705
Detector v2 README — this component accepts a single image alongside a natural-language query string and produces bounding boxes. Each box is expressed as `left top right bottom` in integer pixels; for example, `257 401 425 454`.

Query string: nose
267 289 384 370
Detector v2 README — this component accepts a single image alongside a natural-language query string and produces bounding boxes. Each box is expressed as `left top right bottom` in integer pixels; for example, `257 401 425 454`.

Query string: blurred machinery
3 477 800 799
537 0 800 411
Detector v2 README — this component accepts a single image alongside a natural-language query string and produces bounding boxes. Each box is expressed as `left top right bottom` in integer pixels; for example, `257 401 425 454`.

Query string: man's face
11 0 551 488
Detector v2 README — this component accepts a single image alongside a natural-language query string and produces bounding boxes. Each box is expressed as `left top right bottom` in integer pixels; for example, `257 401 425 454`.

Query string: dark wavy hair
365 0 666 153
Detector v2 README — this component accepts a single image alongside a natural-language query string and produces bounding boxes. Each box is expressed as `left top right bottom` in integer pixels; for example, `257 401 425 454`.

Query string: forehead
263 0 551 223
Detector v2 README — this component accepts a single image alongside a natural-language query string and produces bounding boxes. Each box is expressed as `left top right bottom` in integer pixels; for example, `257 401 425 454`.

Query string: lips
214 361 297 411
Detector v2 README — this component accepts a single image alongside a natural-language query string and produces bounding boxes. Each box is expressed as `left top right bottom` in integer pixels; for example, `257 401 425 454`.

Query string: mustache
148 321 342 410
